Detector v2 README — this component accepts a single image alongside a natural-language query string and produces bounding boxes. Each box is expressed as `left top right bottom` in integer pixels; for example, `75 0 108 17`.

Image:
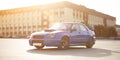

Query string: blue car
29 22 95 49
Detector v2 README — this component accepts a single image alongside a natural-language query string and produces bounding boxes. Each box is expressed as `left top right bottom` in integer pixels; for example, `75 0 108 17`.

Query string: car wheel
58 37 69 49
35 46 44 49
86 38 94 48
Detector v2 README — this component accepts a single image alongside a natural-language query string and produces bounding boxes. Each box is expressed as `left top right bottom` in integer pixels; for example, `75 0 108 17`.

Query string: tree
94 25 117 37
108 27 117 37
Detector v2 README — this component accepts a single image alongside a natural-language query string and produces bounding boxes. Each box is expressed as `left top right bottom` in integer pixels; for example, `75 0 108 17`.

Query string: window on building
54 9 58 17
43 21 48 26
60 8 64 17
76 12 78 19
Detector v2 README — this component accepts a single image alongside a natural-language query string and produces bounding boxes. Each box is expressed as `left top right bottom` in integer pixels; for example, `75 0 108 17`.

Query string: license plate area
33 43 42 46
32 40 43 46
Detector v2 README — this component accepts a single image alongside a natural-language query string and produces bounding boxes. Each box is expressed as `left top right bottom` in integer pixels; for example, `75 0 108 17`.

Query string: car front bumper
29 38 61 46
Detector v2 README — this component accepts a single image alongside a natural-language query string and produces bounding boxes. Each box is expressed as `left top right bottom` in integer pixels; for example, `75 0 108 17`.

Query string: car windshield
49 23 72 31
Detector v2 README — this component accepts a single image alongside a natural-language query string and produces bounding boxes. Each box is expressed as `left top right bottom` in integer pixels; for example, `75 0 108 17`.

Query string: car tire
86 38 94 48
58 37 69 49
35 46 44 49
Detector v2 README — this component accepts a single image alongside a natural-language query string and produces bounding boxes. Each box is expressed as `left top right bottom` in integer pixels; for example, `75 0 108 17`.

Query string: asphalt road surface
0 38 120 60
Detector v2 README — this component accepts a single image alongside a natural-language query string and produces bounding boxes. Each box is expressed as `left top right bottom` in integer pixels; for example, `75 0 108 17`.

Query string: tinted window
79 25 87 31
72 24 81 31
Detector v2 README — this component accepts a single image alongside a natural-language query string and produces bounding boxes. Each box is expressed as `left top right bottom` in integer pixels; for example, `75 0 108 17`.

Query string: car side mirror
90 26 94 31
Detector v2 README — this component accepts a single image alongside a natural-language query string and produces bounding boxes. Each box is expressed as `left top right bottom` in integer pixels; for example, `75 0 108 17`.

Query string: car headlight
46 34 56 38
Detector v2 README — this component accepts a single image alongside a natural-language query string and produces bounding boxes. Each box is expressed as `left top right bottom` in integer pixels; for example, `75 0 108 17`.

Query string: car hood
31 29 65 36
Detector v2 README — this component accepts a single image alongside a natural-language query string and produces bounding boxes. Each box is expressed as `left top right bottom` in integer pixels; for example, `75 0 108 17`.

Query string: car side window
79 25 87 31
72 24 81 31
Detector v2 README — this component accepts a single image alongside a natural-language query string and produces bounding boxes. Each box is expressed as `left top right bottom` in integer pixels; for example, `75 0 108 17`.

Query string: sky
0 0 119 25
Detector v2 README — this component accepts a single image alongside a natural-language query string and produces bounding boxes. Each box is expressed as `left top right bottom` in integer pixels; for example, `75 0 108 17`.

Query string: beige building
0 1 116 38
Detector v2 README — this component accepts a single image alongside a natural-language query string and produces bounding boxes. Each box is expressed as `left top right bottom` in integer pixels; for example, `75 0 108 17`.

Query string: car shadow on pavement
27 47 119 57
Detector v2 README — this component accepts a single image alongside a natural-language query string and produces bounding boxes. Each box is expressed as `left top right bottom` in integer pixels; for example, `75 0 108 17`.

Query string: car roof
61 22 82 24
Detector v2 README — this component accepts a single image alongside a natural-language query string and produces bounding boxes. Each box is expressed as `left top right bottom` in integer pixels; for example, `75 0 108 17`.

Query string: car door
78 24 89 43
70 24 81 44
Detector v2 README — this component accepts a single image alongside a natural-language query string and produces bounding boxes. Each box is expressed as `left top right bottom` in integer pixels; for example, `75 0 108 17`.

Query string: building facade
0 1 116 38
116 25 120 37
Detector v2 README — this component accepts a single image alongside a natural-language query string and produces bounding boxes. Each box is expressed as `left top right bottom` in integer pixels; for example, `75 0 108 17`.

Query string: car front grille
32 35 44 39
32 40 44 43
